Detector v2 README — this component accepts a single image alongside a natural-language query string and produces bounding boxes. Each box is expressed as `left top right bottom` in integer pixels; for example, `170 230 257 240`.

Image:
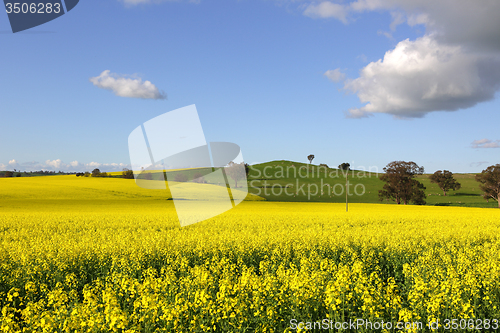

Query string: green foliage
338 162 350 171
475 164 500 208
379 161 426 205
122 168 134 179
90 168 108 178
429 170 461 196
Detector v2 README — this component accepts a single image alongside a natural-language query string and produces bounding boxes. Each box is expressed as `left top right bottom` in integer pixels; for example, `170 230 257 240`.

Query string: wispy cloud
324 68 345 82
470 161 490 168
472 139 500 149
303 1 348 23
90 70 167 100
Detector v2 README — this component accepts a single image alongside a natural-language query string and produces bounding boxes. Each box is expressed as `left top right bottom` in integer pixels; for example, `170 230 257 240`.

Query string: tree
475 164 500 208
91 168 101 177
429 170 461 196
4 171 13 178
122 168 134 179
379 161 426 205
225 161 246 188
338 163 350 171
174 173 188 182
84 171 90 177
244 163 250 178
307 155 315 164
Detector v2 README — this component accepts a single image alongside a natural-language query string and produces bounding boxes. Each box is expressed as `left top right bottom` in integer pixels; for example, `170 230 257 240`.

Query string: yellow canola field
1 176 500 332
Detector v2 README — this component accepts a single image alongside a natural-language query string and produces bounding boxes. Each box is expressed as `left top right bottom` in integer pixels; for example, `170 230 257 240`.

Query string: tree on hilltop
307 155 315 164
429 170 461 196
338 163 350 171
379 161 426 205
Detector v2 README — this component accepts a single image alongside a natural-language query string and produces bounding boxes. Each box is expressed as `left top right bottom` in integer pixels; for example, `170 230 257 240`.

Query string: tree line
307 154 500 208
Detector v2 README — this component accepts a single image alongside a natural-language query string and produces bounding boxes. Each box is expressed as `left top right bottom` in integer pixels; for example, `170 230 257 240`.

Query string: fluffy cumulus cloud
472 139 500 149
90 70 167 100
344 36 500 118
312 0 500 118
0 160 130 172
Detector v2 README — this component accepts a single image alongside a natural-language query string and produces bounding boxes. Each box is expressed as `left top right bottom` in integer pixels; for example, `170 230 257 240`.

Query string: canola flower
0 176 500 332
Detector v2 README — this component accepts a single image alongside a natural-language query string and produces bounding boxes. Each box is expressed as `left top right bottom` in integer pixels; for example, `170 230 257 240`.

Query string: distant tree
244 163 250 178
76 172 84 177
475 164 500 208
307 155 315 164
174 173 188 182
91 168 101 177
15 173 21 177
84 171 90 177
429 170 461 196
122 168 134 179
379 161 426 205
320 163 329 169
338 163 350 171
225 161 246 188
4 171 13 178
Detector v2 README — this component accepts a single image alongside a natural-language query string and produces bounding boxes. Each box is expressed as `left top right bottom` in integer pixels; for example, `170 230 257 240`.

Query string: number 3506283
5 3 61 14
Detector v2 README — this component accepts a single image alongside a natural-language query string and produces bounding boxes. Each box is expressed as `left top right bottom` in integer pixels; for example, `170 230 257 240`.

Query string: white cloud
472 139 500 149
306 0 500 118
344 36 500 118
303 1 348 23
324 68 345 82
90 70 167 100
46 159 62 169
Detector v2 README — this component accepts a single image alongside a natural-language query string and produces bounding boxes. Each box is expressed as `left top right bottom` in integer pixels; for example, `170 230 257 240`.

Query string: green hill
246 160 497 208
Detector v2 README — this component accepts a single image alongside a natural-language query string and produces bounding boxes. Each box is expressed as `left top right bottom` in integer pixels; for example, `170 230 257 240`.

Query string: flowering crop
1 176 500 332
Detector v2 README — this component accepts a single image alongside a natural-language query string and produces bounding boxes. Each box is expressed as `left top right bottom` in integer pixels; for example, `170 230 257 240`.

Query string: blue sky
1 0 499 173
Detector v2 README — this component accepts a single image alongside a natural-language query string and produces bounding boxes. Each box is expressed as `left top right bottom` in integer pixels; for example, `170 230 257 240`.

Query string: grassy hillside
246 160 498 208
